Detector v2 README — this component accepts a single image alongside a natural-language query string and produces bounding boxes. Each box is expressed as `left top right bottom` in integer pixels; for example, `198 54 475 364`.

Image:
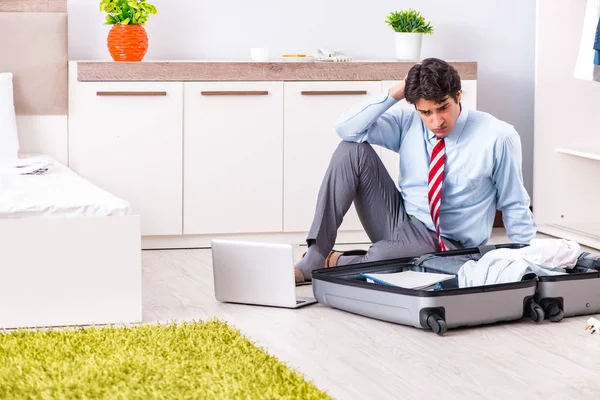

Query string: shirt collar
426 105 469 145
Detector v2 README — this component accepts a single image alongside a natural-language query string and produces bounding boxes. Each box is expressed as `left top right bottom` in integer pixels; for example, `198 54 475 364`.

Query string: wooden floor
142 229 600 400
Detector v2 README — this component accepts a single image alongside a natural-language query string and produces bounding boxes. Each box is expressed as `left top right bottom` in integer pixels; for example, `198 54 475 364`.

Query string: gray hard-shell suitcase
311 244 544 336
535 252 600 322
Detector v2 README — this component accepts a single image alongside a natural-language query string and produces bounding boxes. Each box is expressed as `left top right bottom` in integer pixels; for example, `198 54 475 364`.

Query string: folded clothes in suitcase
535 252 600 322
311 244 544 336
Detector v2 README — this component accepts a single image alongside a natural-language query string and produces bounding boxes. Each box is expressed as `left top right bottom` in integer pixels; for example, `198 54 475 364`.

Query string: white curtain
574 0 600 82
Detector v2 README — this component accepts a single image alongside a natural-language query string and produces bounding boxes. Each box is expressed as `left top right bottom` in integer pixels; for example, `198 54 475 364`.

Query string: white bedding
0 155 131 218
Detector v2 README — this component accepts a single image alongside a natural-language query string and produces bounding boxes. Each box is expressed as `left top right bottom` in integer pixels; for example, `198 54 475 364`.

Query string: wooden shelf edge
75 61 478 82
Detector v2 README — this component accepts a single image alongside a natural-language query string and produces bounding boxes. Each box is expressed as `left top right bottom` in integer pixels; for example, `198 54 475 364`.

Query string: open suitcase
535 252 600 322
311 244 544 336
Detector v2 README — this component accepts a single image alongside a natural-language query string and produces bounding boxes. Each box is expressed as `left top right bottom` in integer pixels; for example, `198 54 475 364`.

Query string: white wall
533 0 600 247
68 0 537 196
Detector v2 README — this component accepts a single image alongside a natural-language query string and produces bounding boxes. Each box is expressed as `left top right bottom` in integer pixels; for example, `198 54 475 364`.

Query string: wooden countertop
76 61 477 82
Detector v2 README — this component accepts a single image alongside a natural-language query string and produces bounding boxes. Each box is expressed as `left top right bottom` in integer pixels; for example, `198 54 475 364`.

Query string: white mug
250 47 268 62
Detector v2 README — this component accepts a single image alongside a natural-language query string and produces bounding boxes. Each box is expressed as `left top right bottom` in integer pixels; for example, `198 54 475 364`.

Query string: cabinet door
69 82 183 236
283 81 383 233
379 80 478 188
183 82 284 234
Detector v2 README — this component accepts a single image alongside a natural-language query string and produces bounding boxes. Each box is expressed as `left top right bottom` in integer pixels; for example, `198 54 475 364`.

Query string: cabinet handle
96 91 167 96
301 90 368 96
200 91 269 96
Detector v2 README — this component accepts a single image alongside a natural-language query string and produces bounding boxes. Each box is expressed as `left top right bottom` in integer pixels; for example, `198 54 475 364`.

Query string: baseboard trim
144 210 527 249
141 230 372 250
538 224 600 250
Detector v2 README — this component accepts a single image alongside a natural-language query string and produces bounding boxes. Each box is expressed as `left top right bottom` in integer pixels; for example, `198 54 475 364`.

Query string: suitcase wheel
427 314 447 336
544 302 564 323
527 300 545 323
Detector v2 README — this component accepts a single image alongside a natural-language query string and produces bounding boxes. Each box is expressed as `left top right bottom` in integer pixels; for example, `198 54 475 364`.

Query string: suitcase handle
414 254 436 267
415 245 496 266
477 245 496 256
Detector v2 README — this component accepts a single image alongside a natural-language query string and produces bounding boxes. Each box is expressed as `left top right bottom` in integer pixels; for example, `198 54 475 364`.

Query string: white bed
0 1 142 329
0 154 130 218
0 155 142 329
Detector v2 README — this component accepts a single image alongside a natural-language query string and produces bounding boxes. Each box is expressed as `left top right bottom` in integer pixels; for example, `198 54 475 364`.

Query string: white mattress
0 155 131 218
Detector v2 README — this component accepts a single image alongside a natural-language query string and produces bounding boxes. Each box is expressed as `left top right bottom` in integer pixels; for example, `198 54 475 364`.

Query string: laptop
211 239 317 308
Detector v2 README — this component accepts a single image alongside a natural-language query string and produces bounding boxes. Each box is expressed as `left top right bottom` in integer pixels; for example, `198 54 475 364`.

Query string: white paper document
360 270 455 289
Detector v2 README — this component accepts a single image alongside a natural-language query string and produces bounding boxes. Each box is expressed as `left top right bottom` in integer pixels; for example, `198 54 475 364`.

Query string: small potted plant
100 0 158 62
385 9 433 61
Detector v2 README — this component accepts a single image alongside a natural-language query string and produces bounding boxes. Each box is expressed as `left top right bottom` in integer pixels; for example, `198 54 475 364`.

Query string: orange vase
107 24 148 62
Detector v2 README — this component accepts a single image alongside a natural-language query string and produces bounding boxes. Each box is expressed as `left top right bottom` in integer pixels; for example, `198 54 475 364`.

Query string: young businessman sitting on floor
294 57 537 285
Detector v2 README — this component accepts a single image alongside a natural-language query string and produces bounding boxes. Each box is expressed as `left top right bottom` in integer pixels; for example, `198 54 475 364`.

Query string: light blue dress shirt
335 92 537 248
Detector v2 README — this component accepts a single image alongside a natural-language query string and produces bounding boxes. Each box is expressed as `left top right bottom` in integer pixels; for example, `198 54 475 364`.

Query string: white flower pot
394 32 423 61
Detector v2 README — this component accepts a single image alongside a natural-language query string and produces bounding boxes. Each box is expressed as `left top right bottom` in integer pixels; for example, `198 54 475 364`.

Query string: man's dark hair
404 58 462 105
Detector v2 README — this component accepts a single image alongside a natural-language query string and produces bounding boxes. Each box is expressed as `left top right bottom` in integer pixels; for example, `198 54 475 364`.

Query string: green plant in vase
385 9 434 60
100 0 158 62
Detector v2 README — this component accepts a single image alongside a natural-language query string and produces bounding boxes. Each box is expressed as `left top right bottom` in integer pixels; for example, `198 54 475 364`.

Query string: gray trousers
306 141 463 267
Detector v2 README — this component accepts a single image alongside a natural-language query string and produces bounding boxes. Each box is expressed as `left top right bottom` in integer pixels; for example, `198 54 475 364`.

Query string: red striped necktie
428 136 448 251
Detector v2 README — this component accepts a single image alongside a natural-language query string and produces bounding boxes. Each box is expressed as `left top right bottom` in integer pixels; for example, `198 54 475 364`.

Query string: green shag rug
0 319 331 400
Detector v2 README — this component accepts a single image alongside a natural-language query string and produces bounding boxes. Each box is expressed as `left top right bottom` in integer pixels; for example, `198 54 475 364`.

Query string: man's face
415 91 462 137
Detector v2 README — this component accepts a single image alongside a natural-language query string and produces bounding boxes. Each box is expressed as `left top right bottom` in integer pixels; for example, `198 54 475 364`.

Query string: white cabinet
68 60 478 248
183 82 284 234
283 81 383 233
68 81 183 236
379 80 478 188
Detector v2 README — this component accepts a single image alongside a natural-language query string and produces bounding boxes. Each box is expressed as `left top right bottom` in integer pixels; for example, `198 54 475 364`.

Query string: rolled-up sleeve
492 131 537 244
335 92 406 152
